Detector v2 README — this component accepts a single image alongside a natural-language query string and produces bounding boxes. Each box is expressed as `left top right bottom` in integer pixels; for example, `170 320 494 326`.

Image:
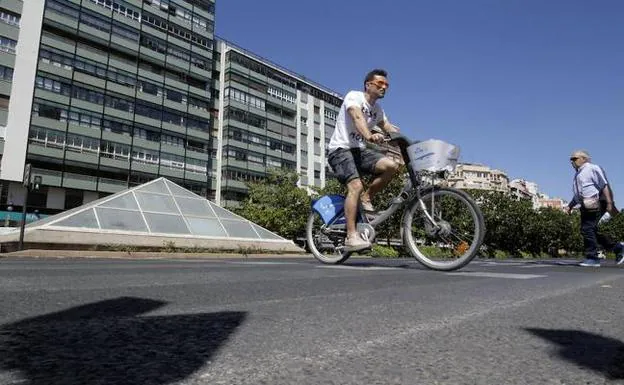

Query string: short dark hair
364 69 388 88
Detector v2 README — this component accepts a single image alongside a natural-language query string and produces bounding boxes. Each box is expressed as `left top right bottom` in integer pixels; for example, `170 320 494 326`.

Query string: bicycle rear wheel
402 187 485 271
306 211 351 264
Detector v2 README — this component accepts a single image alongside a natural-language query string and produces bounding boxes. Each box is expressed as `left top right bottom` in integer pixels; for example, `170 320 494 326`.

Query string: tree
237 169 311 241
467 190 535 257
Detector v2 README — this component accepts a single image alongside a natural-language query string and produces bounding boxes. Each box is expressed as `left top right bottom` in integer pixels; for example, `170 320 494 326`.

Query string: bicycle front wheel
306 211 351 264
402 187 485 271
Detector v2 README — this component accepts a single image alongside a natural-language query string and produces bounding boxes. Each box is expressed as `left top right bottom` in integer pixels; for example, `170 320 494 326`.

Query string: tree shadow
0 297 246 385
525 328 624 379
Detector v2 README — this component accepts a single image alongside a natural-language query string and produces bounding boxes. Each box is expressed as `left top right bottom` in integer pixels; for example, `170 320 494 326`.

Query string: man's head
364 69 389 99
570 150 590 169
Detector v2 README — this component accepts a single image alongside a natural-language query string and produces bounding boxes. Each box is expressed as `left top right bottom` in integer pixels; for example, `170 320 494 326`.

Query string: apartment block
213 39 342 207
447 163 509 193
0 0 217 215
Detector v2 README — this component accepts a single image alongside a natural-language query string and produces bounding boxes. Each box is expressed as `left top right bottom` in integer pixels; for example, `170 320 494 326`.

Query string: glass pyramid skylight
30 178 285 242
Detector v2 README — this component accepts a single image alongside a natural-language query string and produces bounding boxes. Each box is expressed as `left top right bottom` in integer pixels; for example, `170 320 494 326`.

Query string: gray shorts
327 147 385 184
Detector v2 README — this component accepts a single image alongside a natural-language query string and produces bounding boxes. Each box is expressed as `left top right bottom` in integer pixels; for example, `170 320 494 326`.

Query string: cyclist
327 68 401 252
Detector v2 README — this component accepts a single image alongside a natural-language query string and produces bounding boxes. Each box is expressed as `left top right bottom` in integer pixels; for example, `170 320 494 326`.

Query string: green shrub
370 244 399 258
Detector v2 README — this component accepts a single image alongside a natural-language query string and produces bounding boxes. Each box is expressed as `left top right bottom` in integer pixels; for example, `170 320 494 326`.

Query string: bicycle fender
311 195 346 224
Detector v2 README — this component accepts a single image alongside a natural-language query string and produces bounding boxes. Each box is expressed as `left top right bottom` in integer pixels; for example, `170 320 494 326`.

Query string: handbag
582 195 600 210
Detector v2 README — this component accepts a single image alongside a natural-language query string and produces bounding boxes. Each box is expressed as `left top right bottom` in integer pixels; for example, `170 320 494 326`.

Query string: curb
0 250 312 260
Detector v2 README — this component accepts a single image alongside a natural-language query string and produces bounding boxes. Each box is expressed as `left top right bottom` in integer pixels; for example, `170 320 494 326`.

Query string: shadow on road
0 297 246 385
343 260 415 269
525 328 624 379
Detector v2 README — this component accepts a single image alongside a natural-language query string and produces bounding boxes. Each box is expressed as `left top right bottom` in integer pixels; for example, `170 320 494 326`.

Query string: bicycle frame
319 133 441 234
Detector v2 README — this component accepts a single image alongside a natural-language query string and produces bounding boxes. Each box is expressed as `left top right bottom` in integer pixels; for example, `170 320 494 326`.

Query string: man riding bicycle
327 68 401 252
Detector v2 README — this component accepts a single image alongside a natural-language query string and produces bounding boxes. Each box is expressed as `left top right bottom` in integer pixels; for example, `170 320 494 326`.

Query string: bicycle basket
406 139 460 173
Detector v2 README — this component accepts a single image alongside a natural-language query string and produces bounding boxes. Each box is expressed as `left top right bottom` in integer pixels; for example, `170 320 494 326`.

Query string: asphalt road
1 256 624 385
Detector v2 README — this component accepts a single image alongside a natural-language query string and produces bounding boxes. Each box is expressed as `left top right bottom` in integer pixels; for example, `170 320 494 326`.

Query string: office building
0 0 350 216
0 0 217 216
213 39 342 207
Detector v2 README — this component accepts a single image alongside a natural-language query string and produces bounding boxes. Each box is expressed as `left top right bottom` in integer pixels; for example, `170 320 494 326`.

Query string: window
68 108 102 129
29 126 66 149
0 96 9 109
89 0 141 21
139 80 161 96
73 86 105 104
0 11 20 26
166 89 186 103
35 76 71 96
106 94 134 113
46 0 80 19
101 140 130 159
0 37 17 54
267 86 296 104
225 88 265 110
103 118 132 136
225 107 266 129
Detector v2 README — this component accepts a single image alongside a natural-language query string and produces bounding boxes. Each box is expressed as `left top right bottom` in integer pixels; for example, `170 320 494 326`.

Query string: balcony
34 89 70 106
63 172 97 191
43 10 78 34
74 72 106 89
78 23 111 46
32 168 62 187
41 34 75 54
65 149 99 165
30 116 67 132
98 177 127 193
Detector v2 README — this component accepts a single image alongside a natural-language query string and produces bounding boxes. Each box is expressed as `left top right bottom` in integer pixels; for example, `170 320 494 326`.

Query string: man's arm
601 185 618 215
378 119 400 134
347 106 384 143
565 197 578 214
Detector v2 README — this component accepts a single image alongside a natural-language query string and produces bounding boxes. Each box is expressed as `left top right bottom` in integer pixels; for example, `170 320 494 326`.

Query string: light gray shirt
570 162 608 206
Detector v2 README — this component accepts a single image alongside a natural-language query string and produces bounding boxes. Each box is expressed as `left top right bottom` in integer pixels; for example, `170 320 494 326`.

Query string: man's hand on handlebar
368 132 385 144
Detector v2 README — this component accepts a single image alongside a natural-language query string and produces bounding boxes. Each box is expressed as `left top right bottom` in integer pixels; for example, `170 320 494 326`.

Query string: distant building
509 179 539 207
447 163 509 192
536 193 566 211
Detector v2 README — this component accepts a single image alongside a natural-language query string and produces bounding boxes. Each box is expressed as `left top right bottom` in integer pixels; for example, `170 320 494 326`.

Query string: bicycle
306 133 485 271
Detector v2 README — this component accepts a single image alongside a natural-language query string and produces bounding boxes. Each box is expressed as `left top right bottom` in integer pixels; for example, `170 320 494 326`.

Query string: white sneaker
344 236 371 252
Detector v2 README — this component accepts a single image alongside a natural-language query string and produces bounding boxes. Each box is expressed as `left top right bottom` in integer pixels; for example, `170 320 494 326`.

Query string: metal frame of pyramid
0 178 302 253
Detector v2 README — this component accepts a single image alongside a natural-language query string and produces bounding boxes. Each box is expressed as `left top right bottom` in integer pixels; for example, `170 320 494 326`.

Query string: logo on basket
414 152 434 161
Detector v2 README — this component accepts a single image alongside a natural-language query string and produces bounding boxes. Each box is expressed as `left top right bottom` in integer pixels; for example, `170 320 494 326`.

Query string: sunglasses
570 157 579 161
369 80 389 89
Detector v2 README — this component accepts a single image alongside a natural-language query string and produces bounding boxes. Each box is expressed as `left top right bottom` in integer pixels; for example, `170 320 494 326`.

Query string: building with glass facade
0 0 350 219
0 0 217 217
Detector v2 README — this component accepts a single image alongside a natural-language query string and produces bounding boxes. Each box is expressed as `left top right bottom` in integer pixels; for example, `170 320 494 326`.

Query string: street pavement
1 256 623 384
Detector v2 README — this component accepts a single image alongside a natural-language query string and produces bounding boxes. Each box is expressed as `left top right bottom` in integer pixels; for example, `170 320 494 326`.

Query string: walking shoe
344 235 371 252
579 258 601 267
615 242 624 265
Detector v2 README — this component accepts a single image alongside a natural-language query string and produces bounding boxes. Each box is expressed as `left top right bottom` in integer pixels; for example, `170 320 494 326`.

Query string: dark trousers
580 202 616 259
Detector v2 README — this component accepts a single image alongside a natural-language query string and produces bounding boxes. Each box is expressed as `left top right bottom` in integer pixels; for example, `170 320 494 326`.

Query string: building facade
536 194 566 210
0 0 351 216
213 40 342 207
447 163 509 192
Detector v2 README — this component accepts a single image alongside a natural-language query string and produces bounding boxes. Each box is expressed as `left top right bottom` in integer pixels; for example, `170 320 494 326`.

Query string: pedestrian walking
565 150 624 267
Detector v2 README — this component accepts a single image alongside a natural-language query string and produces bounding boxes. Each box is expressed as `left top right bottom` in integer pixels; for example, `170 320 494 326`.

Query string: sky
215 0 624 202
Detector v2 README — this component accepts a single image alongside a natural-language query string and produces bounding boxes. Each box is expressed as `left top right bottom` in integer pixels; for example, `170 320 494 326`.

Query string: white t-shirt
328 91 386 152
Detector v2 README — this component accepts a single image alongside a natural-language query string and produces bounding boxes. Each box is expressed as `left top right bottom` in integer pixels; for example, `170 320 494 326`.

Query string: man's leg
327 148 370 251
361 156 399 205
580 209 600 259
345 178 364 238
